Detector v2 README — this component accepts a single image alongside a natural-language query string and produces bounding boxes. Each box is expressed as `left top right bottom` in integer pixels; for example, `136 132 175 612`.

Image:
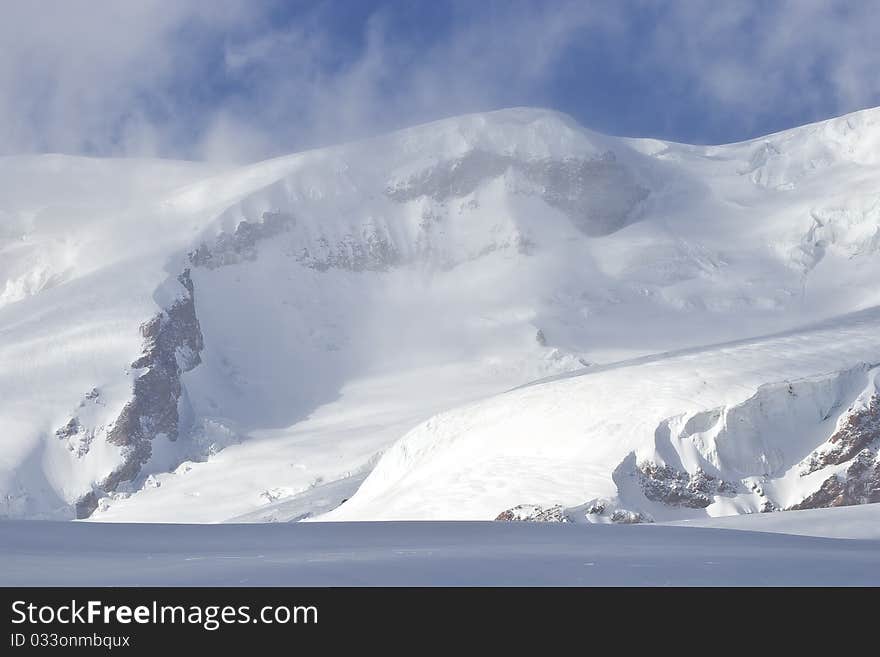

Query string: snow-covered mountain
1 107 879 523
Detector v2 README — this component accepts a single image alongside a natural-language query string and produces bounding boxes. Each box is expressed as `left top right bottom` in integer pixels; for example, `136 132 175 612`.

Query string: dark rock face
54 417 94 459
520 155 650 236
386 149 650 237
190 210 402 273
585 500 607 515
74 491 100 519
609 509 652 524
638 462 736 509
189 211 294 269
294 227 401 272
496 501 654 524
55 417 80 440
790 449 880 510
190 152 642 276
803 394 880 473
495 504 570 522
580 499 654 524
54 389 104 459
387 150 511 202
74 270 204 518
792 391 880 511
535 329 547 346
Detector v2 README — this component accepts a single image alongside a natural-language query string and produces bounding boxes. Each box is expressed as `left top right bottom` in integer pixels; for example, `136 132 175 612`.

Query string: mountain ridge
1 105 879 522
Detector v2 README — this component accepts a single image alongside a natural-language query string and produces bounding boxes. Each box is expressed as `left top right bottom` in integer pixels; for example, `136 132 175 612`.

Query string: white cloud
194 1 619 160
0 0 253 157
1 1 878 161
638 0 880 138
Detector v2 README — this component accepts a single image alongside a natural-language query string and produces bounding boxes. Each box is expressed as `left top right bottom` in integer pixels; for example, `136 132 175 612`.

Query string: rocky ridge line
73 269 204 518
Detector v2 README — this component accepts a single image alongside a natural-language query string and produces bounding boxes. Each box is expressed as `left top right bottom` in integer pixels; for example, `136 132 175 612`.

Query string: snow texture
1 516 879 586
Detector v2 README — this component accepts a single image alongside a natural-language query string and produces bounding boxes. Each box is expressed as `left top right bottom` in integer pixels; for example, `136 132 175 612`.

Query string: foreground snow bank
1 516 877 586
664 502 880 539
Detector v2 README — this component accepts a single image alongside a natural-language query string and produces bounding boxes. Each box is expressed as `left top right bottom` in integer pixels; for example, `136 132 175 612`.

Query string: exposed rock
194 155 608 275
535 329 547 346
189 211 294 269
638 462 736 509
802 393 880 474
585 500 606 515
386 149 649 237
792 389 880 510
55 417 80 440
74 491 99 519
192 208 406 273
294 225 401 272
77 269 204 518
387 150 511 203
579 498 654 524
54 418 95 459
54 387 106 458
495 504 570 522
790 449 880 510
609 509 653 524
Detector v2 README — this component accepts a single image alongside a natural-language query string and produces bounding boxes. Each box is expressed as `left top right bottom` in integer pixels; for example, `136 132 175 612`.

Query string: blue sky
2 0 879 161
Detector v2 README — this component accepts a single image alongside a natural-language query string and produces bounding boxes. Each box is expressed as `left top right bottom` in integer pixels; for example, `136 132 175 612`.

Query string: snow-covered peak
633 105 880 191
3 105 880 523
372 107 613 164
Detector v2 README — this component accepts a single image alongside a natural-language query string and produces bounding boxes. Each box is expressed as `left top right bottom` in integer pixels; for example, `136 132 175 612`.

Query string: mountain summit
1 107 879 522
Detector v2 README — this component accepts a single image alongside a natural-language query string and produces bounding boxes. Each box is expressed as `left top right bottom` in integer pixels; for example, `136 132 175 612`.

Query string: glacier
1 106 880 527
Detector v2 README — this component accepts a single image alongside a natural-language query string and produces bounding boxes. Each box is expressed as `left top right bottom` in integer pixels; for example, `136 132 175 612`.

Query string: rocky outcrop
495 504 570 522
638 462 736 509
387 149 511 203
55 418 80 440
609 369 878 516
802 393 880 473
74 270 204 518
790 388 880 511
189 210 404 273
608 509 652 524
189 152 639 276
294 226 401 272
495 501 654 524
55 418 93 459
386 149 649 237
580 499 654 524
54 388 104 460
790 449 880 510
189 211 294 269
535 329 547 346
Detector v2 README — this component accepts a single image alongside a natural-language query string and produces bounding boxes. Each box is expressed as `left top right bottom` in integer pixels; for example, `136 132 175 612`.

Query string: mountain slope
325 307 880 521
1 106 880 522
